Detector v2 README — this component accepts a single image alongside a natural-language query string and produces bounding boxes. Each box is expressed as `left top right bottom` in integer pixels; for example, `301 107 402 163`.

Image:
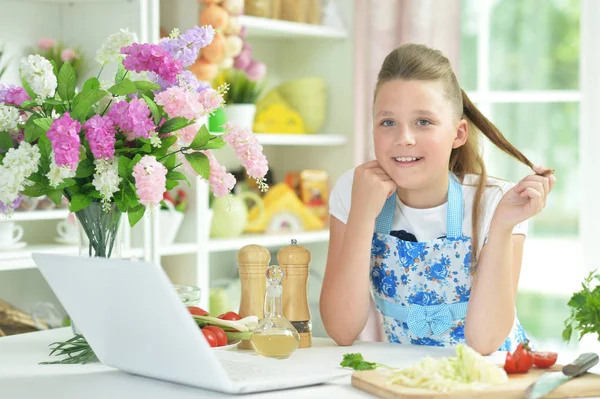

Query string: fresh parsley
563 270 600 343
340 353 392 371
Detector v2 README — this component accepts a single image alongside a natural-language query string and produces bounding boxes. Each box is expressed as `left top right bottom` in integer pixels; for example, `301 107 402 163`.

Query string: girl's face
373 79 468 190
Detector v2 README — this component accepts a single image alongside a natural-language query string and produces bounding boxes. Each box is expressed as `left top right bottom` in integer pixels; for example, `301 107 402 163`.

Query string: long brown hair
374 43 542 264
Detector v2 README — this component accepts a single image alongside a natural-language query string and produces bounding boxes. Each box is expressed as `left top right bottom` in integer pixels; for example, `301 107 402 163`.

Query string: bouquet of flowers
30 38 85 80
0 25 268 257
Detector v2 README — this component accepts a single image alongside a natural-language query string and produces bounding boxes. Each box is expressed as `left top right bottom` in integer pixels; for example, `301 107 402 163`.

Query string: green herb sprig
563 270 600 343
340 353 393 371
40 334 97 365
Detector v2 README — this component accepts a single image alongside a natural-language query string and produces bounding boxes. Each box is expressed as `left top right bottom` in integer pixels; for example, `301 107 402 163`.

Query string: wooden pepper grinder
237 244 270 349
277 239 312 348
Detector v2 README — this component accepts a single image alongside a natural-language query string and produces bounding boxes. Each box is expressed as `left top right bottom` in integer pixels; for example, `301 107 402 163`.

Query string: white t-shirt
329 168 527 254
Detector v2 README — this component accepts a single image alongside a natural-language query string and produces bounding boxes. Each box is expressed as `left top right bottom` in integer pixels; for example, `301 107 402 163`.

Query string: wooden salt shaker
237 244 270 349
277 239 312 348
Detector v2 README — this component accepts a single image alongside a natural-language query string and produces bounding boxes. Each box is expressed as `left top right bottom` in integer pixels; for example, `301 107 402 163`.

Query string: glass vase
70 202 123 335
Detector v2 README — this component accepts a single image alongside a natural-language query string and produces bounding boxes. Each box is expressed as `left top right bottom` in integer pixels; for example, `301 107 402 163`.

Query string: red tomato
188 306 209 317
218 311 241 321
533 352 558 369
202 329 217 347
505 341 533 374
504 352 517 374
203 326 227 347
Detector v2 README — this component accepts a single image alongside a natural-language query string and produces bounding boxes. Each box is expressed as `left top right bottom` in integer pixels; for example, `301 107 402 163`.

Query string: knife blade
525 352 599 399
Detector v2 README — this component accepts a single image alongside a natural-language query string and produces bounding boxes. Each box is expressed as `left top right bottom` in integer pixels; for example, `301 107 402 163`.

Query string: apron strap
446 173 464 239
375 194 396 234
374 172 464 237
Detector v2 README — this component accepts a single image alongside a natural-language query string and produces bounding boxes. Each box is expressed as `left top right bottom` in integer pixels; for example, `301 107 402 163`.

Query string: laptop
32 253 351 394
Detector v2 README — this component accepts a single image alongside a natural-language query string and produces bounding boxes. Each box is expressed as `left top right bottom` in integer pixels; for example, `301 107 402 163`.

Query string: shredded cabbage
388 344 508 392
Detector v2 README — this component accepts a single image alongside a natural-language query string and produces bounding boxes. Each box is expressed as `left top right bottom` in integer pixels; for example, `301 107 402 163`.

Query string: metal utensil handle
562 353 599 377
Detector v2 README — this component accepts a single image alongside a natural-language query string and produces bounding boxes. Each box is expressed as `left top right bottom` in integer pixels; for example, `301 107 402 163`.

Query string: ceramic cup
56 219 78 243
0 222 24 246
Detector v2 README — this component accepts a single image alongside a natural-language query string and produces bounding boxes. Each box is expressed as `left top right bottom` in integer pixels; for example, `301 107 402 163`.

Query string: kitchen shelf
255 133 347 146
208 229 329 253
2 209 69 222
240 15 346 39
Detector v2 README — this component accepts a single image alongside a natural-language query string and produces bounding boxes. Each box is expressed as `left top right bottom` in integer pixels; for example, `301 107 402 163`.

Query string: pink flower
121 43 183 84
107 99 156 141
203 150 236 197
61 48 78 62
0 84 30 106
245 61 266 81
176 120 203 147
37 38 55 51
46 112 81 170
154 86 203 120
222 123 268 180
233 49 252 70
197 88 224 114
132 155 167 207
83 115 116 159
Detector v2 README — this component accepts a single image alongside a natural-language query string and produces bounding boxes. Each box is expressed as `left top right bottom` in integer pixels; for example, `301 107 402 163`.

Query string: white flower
95 28 138 65
19 55 57 102
47 155 76 188
0 104 20 133
0 142 40 207
149 132 162 148
92 158 122 210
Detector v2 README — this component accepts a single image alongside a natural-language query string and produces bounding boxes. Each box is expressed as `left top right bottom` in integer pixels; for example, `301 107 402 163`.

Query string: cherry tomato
533 352 558 369
203 326 227 347
504 352 517 374
202 329 217 347
188 306 209 317
218 311 241 321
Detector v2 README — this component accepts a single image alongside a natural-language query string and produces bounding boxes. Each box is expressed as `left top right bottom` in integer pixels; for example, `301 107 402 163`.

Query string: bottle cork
277 239 312 348
237 244 270 349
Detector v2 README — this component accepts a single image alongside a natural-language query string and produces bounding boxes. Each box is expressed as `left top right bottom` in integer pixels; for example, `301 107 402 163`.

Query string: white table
0 328 598 398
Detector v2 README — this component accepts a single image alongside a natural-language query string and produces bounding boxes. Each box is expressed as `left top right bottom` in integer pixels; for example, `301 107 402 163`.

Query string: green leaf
43 99 66 105
562 323 573 342
55 178 76 190
340 353 378 371
184 152 210 180
37 134 52 173
24 117 42 142
75 157 94 178
33 117 53 133
72 89 108 122
20 77 36 100
140 142 151 153
21 182 47 197
159 117 194 134
202 136 226 150
166 171 189 184
128 204 146 227
116 197 128 213
57 62 77 104
118 156 130 178
69 193 93 213
141 94 162 125
83 77 100 91
134 80 161 91
0 131 13 151
108 79 137 96
128 154 142 175
21 100 40 108
166 180 179 190
115 62 127 83
162 154 176 169
47 189 64 205
155 135 178 157
189 124 211 149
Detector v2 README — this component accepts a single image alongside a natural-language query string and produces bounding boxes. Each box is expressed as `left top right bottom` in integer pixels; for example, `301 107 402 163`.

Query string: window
460 0 582 348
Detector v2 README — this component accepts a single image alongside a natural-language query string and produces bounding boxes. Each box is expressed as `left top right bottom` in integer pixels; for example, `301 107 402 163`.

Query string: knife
525 352 599 399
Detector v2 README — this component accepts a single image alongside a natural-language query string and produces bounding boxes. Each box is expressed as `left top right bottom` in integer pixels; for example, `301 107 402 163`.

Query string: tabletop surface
1 328 598 398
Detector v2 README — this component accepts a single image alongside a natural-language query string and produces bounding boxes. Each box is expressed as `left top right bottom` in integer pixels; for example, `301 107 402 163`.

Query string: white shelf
159 243 198 256
255 133 347 146
2 209 69 222
208 229 329 252
240 15 346 39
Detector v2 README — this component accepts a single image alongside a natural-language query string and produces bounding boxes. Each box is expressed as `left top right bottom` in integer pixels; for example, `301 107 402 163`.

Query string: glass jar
174 284 201 307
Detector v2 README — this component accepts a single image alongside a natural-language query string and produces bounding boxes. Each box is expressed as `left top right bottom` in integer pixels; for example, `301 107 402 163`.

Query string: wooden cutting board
351 365 600 399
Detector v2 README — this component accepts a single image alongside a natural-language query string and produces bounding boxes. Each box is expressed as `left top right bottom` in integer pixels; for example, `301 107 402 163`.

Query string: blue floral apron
370 173 528 351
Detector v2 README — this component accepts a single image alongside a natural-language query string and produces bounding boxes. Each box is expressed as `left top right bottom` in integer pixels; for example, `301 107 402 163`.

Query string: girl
320 44 555 355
